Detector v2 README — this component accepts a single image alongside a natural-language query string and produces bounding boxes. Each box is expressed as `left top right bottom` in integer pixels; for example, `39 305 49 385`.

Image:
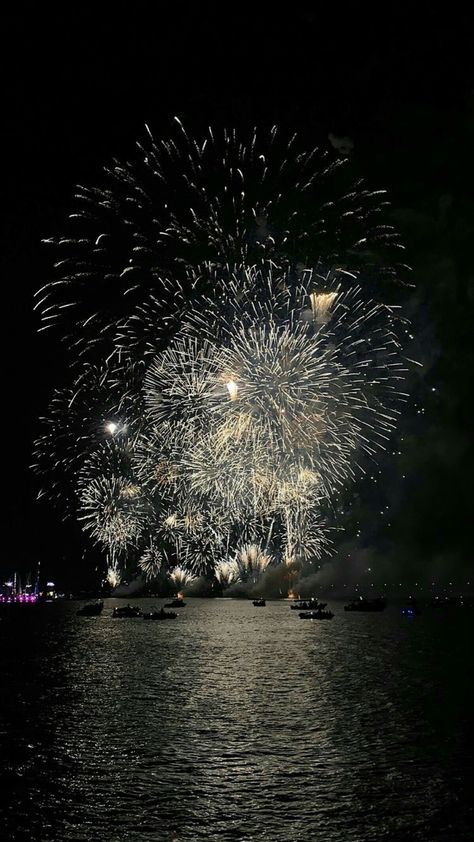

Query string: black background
2 4 473 588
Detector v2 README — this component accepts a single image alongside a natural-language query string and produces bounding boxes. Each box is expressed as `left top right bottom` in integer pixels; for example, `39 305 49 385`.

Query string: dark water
1 599 472 841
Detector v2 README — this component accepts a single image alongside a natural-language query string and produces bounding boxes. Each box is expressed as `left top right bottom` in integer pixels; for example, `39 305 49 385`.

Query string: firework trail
169 565 197 592
35 119 406 359
177 506 234 575
181 428 275 516
77 436 152 559
144 336 222 429
138 541 163 581
32 359 145 512
214 269 408 470
151 265 408 508
234 544 275 583
33 120 413 584
106 559 122 589
214 560 240 589
78 474 148 556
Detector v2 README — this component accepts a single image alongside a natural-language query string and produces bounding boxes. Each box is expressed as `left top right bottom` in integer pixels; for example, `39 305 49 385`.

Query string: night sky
2 6 472 589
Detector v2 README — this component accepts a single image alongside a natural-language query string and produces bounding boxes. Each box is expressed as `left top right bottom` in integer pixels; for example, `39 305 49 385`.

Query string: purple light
0 594 38 604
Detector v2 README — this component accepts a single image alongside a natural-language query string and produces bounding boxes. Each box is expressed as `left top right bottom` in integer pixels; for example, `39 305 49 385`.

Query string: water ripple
1 598 472 841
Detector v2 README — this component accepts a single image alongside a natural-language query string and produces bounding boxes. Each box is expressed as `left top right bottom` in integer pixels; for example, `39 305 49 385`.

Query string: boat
112 604 142 618
77 600 104 616
164 598 186 608
344 596 387 612
290 599 326 611
401 605 421 616
299 610 334 620
252 598 266 606
430 596 464 608
401 597 421 616
142 608 177 620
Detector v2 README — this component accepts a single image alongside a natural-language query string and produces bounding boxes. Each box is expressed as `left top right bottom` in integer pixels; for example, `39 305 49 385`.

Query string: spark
234 544 275 583
138 542 163 581
33 121 413 585
169 565 197 591
214 560 240 588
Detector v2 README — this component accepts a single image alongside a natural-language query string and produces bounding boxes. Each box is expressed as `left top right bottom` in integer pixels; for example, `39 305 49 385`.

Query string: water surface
1 598 472 840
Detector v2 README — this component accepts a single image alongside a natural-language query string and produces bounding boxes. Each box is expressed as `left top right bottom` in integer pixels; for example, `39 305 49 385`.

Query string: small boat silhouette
77 601 104 617
143 608 177 620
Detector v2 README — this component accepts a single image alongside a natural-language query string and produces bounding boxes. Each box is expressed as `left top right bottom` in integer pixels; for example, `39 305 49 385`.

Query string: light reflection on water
1 598 472 841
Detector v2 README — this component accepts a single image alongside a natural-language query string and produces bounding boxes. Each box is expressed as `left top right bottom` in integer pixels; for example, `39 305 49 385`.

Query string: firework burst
234 544 275 583
138 541 163 581
106 560 122 590
214 559 240 589
169 565 197 592
78 474 150 556
33 122 413 585
35 120 406 359
143 336 223 431
32 359 146 512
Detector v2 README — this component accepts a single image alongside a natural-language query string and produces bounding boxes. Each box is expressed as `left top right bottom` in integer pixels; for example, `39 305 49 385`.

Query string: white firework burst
144 336 222 428
138 542 163 580
78 475 149 554
34 121 413 580
214 560 240 588
169 565 197 591
234 544 275 583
